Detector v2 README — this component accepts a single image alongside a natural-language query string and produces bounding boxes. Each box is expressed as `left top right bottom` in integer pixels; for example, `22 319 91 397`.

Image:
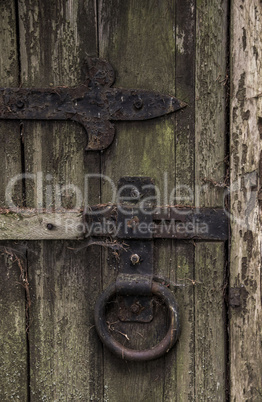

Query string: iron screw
133 97 143 110
46 223 54 230
130 253 140 265
130 187 140 199
16 100 24 108
130 302 140 314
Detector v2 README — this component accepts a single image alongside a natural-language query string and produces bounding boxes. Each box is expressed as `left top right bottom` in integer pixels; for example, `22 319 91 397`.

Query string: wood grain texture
0 212 83 240
164 1 196 400
163 241 195 401
195 0 228 207
175 0 195 205
195 243 225 401
0 0 22 208
0 244 28 401
99 0 177 199
0 2 28 400
195 1 228 400
18 0 103 400
230 2 262 400
26 240 101 400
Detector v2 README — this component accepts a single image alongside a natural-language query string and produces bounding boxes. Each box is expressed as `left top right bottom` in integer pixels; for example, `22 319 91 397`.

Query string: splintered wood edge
0 212 84 240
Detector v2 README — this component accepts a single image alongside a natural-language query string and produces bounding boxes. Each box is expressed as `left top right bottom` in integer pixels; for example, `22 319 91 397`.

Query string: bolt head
130 302 140 314
133 97 143 110
130 187 140 199
130 253 140 265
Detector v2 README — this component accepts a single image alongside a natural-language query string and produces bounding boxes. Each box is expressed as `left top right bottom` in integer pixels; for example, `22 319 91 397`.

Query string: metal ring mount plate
94 281 180 361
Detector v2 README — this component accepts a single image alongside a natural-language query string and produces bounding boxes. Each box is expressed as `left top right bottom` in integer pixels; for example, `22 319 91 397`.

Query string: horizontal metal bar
84 206 229 241
153 207 228 240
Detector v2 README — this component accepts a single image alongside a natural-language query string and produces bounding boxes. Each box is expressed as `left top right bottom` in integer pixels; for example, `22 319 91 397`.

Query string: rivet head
130 253 140 265
133 97 143 110
130 187 140 199
46 223 54 230
16 100 24 108
130 302 141 314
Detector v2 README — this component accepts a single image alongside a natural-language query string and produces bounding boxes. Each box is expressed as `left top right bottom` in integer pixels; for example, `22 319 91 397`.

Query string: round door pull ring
94 281 180 361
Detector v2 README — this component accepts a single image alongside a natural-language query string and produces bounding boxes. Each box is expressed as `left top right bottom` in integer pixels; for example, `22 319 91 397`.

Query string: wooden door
0 1 234 400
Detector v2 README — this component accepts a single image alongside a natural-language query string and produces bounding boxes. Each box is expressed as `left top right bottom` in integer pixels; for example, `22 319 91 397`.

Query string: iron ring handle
94 280 180 361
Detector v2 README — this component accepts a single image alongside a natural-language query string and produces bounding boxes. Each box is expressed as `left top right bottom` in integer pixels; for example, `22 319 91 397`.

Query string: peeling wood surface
195 0 228 208
0 2 28 400
195 243 225 401
195 1 228 400
0 242 28 400
230 2 262 400
17 0 103 400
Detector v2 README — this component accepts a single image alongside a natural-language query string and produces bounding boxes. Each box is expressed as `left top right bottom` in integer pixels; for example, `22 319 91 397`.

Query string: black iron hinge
0 58 186 151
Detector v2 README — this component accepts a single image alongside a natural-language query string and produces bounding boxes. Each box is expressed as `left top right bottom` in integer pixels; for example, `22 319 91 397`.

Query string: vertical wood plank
18 1 103 399
195 0 228 208
0 245 28 401
0 0 22 208
195 243 225 401
163 242 195 402
230 1 262 400
99 1 177 400
195 0 228 400
99 0 177 198
25 240 102 400
0 2 28 400
173 2 196 400
163 1 196 400
175 0 195 204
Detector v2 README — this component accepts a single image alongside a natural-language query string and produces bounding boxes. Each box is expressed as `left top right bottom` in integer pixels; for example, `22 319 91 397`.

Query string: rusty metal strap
84 205 229 241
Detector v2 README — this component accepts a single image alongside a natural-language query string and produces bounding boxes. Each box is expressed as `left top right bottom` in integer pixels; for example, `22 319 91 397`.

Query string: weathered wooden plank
0 212 83 240
195 243 225 401
195 0 228 208
163 241 195 401
26 240 101 400
194 1 228 400
175 0 195 205
230 2 262 400
99 1 177 400
0 120 23 209
0 243 28 401
0 2 28 400
18 0 103 400
163 1 196 400
0 1 22 209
